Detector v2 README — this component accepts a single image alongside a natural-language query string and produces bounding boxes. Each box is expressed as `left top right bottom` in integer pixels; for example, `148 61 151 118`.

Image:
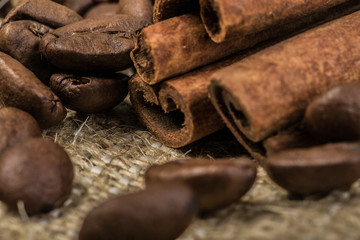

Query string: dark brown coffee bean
264 142 360 196
0 20 53 83
84 3 118 19
0 107 41 153
0 51 66 128
263 124 320 156
145 158 257 212
79 182 197 240
40 15 150 72
117 0 153 23
63 0 95 15
304 83 360 142
0 138 74 215
0 0 82 83
61 0 119 15
2 0 82 28
50 73 128 113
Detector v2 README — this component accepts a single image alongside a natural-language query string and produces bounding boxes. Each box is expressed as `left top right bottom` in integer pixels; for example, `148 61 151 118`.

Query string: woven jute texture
2 1 360 239
0 99 360 240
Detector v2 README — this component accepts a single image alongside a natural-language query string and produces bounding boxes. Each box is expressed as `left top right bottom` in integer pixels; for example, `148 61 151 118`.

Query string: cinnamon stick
128 53 254 147
208 11 360 161
199 0 357 43
153 0 198 23
131 2 360 85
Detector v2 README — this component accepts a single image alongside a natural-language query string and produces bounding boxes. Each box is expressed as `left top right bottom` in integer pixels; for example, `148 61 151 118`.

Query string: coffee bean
0 107 41 153
0 20 53 83
304 83 360 142
84 3 118 19
79 182 197 240
117 0 153 23
263 124 320 156
63 0 96 15
145 158 257 212
40 15 150 72
0 51 67 128
50 73 129 113
2 0 82 28
264 142 360 196
0 0 82 83
0 138 73 215
62 0 118 15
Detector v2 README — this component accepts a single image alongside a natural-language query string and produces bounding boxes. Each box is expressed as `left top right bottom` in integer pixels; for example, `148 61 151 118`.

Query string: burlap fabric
0 99 359 240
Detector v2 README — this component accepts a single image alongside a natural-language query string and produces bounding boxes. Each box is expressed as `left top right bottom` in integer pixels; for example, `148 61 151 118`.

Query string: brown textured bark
208 12 360 161
200 0 355 43
131 13 272 85
129 53 250 147
117 0 153 23
131 2 360 85
153 0 198 23
129 72 224 148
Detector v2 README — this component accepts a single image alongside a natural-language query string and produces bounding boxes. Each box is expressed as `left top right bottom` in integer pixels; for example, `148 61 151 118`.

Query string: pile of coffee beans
0 107 73 215
0 0 137 124
264 83 360 197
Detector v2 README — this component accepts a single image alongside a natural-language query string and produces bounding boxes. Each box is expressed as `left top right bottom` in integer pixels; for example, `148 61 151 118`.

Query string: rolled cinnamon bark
131 13 272 85
153 0 198 23
117 0 153 23
199 0 357 43
209 11 360 161
131 2 360 85
129 51 258 147
129 73 224 148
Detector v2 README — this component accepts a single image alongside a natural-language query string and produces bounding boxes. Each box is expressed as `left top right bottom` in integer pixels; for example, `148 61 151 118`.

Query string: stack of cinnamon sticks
129 0 360 162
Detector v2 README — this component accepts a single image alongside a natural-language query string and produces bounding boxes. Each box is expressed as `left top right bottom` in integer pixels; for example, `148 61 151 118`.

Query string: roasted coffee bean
63 0 95 15
117 0 153 23
263 124 320 156
304 83 360 142
0 0 82 83
0 51 66 128
50 73 129 113
62 0 118 15
145 158 257 212
2 0 82 28
84 3 118 19
40 15 150 72
0 107 41 153
0 138 74 215
264 142 360 196
79 182 197 240
0 20 53 83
